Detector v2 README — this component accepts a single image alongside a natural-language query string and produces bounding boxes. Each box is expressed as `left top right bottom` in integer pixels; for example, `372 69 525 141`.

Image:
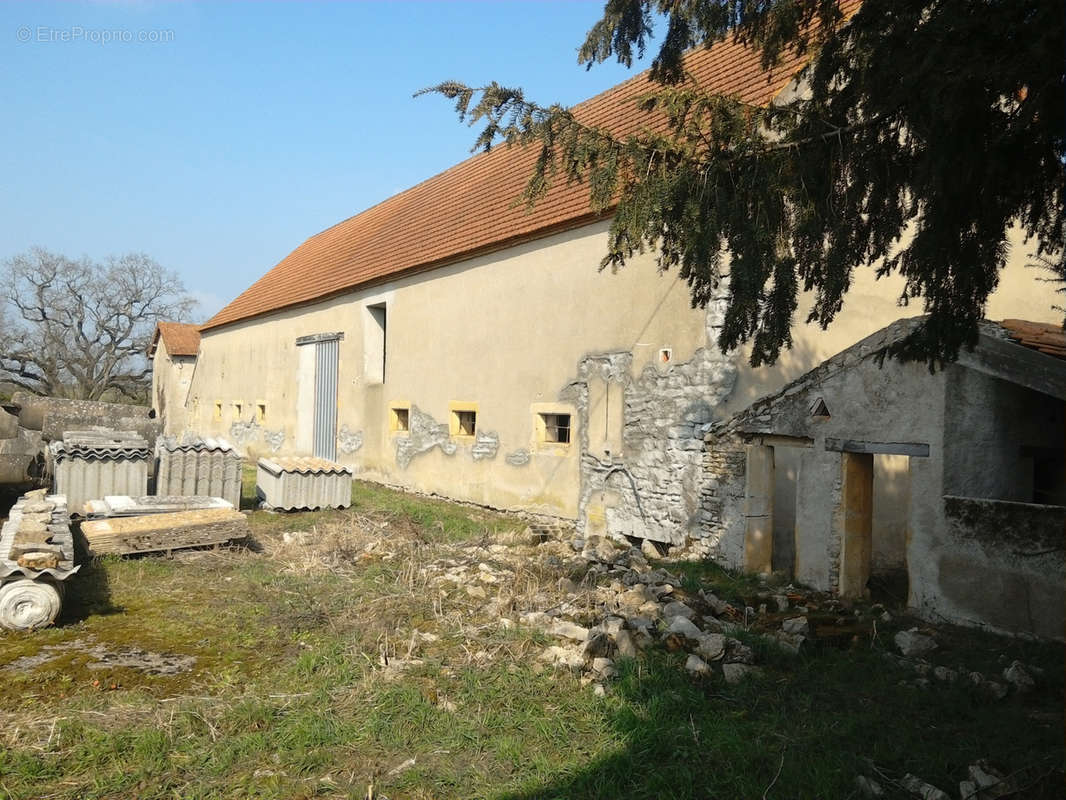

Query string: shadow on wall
722 335 825 417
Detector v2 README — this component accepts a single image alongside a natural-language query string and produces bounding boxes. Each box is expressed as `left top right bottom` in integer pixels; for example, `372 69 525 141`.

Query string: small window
659 348 672 364
540 413 571 444
232 402 243 420
256 402 266 423
213 402 222 422
366 303 387 384
452 409 476 437
390 406 410 433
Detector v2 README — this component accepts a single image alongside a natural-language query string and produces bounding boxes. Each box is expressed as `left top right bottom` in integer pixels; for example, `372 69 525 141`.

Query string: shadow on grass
59 526 124 624
494 644 1065 800
60 559 123 624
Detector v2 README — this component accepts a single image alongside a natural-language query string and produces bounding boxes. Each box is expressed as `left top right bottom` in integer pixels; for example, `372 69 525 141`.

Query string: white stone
662 601 696 620
894 629 937 658
695 633 726 661
899 773 950 800
854 776 885 798
667 615 702 639
722 663 763 684
591 657 617 679
781 616 809 635
549 620 590 642
685 654 712 676
724 638 755 665
772 595 789 612
1003 660 1034 692
771 631 805 654
614 629 638 659
520 611 551 627
968 761 1009 798
540 645 584 669
932 666 957 683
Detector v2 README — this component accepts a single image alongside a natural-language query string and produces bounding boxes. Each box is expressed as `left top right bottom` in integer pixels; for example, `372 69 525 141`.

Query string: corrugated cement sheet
156 437 242 508
51 433 150 514
256 456 352 511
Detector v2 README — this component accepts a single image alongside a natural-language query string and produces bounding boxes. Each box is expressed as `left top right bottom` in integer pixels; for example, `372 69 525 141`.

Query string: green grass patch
0 486 1061 799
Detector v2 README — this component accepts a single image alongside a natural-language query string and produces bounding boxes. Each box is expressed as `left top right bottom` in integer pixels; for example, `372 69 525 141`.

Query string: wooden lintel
825 438 930 457
752 434 813 449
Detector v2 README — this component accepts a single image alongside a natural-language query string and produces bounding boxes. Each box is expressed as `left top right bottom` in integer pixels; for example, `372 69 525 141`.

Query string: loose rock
685 654 712 676
549 620 590 642
1002 660 1034 692
613 629 638 659
722 663 762 684
695 633 726 661
667 615 702 639
899 773 950 800
855 775 885 798
662 601 696 620
895 628 937 658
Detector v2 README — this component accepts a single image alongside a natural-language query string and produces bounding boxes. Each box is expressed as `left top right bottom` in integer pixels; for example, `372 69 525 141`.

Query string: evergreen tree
425 0 1065 366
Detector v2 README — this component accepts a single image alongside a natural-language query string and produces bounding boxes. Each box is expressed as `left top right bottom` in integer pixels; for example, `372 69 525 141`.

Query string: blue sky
2 1 650 320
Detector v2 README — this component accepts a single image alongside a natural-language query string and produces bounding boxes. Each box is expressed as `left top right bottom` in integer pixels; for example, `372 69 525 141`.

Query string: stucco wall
942 366 1065 503
151 344 195 437
183 218 1058 527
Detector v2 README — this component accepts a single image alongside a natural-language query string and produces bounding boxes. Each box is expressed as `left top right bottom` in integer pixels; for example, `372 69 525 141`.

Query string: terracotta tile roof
150 322 201 357
203 10 856 332
1000 319 1066 360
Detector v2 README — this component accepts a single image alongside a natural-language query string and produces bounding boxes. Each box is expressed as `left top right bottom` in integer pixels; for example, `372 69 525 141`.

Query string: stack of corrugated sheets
257 457 352 511
155 436 243 509
50 430 150 513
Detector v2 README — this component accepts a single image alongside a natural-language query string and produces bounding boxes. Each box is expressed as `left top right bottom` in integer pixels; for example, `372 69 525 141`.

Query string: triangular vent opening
809 397 831 419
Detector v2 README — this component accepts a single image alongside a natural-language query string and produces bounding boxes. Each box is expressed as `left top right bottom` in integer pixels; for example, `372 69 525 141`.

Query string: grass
0 480 1061 799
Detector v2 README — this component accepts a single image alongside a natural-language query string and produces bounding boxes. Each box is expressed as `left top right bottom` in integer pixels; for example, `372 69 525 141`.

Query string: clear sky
2 1 651 320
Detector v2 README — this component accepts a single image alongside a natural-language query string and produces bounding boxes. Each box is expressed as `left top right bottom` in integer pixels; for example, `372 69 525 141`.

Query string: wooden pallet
80 508 249 556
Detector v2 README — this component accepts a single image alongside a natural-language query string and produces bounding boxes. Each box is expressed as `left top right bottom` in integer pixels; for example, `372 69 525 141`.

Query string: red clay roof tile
202 20 844 332
150 322 201 357
1000 319 1066 360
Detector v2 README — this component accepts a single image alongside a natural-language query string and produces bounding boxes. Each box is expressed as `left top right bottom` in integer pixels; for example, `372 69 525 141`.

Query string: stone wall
576 299 738 546
698 434 747 568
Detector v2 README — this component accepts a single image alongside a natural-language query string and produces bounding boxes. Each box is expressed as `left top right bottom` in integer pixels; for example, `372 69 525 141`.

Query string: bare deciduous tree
0 247 194 401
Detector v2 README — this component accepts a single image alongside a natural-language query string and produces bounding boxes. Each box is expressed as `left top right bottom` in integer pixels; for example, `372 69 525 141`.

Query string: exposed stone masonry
575 299 737 547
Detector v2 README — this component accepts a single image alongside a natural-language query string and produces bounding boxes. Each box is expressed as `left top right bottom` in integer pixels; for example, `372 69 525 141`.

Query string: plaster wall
186 217 1055 531
942 366 1065 503
187 222 711 518
150 344 195 437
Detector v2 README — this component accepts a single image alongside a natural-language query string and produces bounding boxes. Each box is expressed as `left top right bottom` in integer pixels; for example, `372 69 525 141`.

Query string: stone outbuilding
149 322 200 436
701 318 1065 639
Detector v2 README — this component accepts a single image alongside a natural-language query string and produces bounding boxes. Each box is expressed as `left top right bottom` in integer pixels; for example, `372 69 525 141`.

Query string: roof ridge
202 7 856 332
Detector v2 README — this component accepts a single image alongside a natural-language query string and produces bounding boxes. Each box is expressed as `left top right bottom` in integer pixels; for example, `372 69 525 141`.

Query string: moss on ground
0 480 1061 799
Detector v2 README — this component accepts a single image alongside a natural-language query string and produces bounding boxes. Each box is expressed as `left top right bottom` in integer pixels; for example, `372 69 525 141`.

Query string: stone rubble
400 525 1048 713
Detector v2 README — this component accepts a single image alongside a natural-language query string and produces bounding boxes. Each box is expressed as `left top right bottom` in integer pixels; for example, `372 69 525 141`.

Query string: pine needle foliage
423 0 1065 367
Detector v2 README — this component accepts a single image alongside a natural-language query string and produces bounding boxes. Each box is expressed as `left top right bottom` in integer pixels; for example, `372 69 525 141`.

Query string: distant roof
1000 318 1066 360
202 24 836 332
149 322 201 357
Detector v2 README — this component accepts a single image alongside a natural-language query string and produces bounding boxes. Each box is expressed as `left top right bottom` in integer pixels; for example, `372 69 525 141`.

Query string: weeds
0 481 1061 799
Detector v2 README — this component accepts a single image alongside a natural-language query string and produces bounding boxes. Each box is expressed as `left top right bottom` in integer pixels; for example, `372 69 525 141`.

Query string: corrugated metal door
313 338 339 461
